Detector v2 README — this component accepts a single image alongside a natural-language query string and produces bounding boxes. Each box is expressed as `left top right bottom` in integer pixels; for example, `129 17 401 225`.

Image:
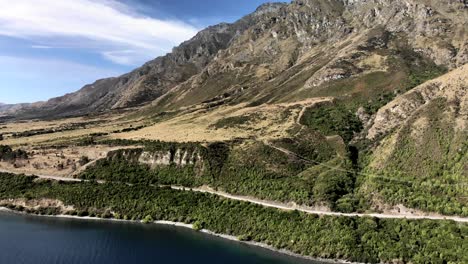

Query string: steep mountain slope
1 0 467 211
4 0 467 120
3 3 286 119
358 64 468 215
141 0 467 115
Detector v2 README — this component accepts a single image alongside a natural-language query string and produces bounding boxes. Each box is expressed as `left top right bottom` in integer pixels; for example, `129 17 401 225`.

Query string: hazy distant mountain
0 103 13 113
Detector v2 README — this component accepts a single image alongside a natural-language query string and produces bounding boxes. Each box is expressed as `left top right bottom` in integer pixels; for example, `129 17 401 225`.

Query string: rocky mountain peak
254 2 287 14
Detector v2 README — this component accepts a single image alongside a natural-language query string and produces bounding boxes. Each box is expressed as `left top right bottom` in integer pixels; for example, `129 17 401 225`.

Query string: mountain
1 2 467 262
0 103 13 113
357 64 467 215
4 0 467 120
140 0 466 115
2 3 286 119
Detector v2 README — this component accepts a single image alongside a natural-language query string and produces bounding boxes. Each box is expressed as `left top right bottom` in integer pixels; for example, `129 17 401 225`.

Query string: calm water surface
0 212 329 264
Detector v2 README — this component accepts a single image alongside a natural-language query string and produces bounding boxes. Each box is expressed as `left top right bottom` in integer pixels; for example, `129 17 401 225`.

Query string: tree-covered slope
1 173 467 264
355 64 468 216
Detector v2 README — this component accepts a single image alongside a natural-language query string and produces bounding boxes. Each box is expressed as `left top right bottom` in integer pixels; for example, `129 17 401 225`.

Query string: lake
0 211 329 264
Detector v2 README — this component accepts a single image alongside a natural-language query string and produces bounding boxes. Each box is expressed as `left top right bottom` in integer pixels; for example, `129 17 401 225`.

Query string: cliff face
138 149 202 168
107 147 203 168
3 0 467 119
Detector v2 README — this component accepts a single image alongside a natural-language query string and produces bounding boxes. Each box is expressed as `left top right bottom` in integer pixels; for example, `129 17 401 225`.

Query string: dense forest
0 173 466 264
79 132 466 216
79 135 360 211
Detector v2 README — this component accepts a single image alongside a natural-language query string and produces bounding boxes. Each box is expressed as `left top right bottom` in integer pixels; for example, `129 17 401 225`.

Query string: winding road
0 169 82 182
1 169 467 223
170 186 468 223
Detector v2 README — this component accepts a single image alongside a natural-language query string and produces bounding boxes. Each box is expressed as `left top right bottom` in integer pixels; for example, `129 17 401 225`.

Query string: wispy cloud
31 45 53 49
0 0 199 65
102 50 150 66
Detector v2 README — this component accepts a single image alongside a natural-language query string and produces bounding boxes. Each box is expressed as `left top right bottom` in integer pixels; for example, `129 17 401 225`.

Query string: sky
0 0 282 104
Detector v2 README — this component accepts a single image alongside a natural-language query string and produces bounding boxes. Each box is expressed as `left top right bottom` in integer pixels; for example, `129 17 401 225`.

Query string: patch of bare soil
0 145 134 178
0 198 74 213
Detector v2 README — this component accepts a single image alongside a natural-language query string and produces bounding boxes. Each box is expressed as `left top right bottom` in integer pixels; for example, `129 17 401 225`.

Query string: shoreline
2 170 467 223
0 206 359 264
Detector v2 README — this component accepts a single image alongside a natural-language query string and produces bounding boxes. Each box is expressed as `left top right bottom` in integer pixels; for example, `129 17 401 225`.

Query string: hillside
0 103 13 113
0 1 467 263
0 0 466 211
3 0 467 120
359 64 468 215
0 3 286 119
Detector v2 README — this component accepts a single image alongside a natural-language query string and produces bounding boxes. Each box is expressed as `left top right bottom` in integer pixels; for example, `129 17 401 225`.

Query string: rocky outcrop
138 149 202 167
107 147 203 168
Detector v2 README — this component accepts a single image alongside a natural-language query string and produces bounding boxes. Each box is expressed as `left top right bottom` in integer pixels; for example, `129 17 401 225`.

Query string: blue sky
0 0 283 104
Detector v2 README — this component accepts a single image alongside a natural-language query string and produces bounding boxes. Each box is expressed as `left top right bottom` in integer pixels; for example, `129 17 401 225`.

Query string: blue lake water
0 211 329 264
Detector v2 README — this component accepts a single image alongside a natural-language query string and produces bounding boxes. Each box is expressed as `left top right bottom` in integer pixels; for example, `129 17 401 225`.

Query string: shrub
192 220 204 231
142 215 154 224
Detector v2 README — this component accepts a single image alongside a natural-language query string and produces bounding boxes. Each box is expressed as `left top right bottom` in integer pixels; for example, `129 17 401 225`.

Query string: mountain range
1 2 467 262
2 0 467 120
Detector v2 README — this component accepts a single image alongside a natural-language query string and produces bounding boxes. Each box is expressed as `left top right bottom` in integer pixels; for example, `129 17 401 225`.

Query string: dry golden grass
0 97 334 177
1 97 335 146
110 98 333 142
357 54 388 72
0 113 146 147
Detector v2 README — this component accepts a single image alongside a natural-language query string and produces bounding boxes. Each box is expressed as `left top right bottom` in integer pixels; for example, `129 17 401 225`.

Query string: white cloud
31 45 53 49
0 0 199 65
102 50 149 65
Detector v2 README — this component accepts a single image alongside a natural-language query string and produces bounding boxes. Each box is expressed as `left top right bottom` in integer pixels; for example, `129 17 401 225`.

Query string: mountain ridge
1 3 287 119
2 0 467 120
1 3 467 262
